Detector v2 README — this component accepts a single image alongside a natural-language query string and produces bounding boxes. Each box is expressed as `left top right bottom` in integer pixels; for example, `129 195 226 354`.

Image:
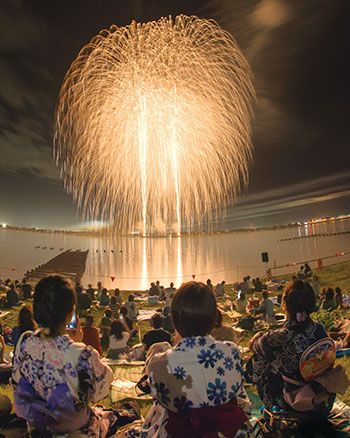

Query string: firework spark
54 15 255 234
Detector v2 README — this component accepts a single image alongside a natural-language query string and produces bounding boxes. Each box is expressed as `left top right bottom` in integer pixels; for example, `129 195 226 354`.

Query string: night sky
1 0 349 230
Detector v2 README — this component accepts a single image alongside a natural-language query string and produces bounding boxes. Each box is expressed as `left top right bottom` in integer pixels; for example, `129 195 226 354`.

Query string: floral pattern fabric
12 330 114 437
120 335 254 438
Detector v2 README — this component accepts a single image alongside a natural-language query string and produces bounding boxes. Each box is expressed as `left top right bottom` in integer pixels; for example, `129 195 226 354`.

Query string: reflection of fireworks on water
54 15 255 234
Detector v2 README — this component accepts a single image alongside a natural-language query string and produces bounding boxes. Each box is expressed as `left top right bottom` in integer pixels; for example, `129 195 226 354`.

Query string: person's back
321 288 337 311
86 285 95 301
254 278 263 292
6 286 18 307
99 289 110 306
235 294 248 313
149 283 160 296
78 291 92 311
22 280 32 300
82 316 102 354
215 281 225 297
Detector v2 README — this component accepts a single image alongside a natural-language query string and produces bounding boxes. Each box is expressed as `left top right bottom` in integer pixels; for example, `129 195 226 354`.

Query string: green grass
1 260 350 416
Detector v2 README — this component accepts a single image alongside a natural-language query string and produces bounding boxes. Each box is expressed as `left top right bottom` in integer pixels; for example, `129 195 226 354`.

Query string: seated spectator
124 295 138 329
304 263 312 277
311 276 321 297
77 290 92 312
321 288 337 311
142 313 172 351
161 306 174 333
107 320 131 358
246 279 349 433
86 284 95 301
246 275 253 289
252 291 276 323
335 287 343 308
164 282 176 299
109 296 120 319
149 282 160 296
99 288 110 307
254 277 263 292
239 277 250 294
100 309 113 351
234 292 248 313
206 278 214 291
21 279 32 300
297 265 305 279
6 283 18 307
114 288 123 306
215 280 225 297
210 309 237 343
12 305 37 348
0 323 10 366
82 315 102 355
12 275 139 436
123 281 253 437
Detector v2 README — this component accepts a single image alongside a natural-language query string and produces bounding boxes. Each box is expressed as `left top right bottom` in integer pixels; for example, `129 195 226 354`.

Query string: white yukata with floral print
119 335 254 438
12 330 114 437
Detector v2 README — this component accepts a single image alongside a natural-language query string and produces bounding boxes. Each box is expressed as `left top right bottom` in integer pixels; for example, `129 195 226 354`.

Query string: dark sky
1 0 349 229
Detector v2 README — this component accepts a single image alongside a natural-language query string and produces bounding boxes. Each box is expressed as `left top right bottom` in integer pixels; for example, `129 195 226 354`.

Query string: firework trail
54 15 255 234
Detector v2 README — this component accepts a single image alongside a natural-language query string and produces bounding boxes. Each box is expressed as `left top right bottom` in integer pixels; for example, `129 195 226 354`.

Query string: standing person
124 295 138 330
118 281 254 438
96 281 103 300
12 305 37 348
107 320 131 359
82 315 102 355
12 275 139 436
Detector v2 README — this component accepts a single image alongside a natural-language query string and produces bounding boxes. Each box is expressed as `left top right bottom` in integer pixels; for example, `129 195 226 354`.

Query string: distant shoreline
1 214 349 238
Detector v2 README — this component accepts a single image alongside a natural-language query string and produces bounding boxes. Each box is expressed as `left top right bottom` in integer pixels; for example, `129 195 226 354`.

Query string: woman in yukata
118 281 254 438
245 279 350 436
12 275 139 437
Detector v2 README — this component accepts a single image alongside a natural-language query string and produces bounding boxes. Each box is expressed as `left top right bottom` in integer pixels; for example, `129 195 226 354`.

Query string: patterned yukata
120 335 254 438
12 330 115 437
244 318 335 417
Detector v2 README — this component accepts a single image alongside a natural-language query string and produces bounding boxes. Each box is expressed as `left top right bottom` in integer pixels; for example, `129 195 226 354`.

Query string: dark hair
325 288 334 301
214 309 223 328
171 281 217 337
105 309 112 318
262 291 269 299
282 280 316 320
114 288 120 296
120 306 128 316
110 296 117 305
128 294 134 302
110 320 125 339
18 305 37 333
34 275 76 335
335 287 341 296
239 292 246 301
102 288 108 295
85 315 93 326
151 313 162 329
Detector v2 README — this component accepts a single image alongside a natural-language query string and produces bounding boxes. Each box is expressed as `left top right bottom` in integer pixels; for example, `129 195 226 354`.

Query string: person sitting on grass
109 296 120 319
12 274 140 436
99 288 110 307
100 308 113 351
21 279 32 300
210 308 237 343
233 292 248 313
335 287 343 308
114 288 123 306
142 313 172 351
107 320 131 359
6 283 19 307
82 315 102 355
12 305 37 348
117 281 254 438
321 288 337 311
252 291 276 324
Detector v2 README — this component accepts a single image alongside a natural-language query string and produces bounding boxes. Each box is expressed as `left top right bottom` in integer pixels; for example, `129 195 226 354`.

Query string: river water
1 218 349 290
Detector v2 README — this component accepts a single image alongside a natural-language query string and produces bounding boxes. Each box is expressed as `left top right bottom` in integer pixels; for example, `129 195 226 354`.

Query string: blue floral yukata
118 335 254 438
12 330 115 437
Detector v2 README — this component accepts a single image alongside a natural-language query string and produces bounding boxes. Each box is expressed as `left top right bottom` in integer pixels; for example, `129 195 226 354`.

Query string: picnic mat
137 309 158 321
110 365 152 403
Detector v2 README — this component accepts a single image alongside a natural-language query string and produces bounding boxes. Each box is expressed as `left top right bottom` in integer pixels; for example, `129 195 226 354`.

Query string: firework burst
54 15 255 234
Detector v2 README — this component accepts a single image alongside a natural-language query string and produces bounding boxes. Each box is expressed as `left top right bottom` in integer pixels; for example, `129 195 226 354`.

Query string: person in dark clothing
142 313 171 351
6 284 18 307
21 279 32 300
